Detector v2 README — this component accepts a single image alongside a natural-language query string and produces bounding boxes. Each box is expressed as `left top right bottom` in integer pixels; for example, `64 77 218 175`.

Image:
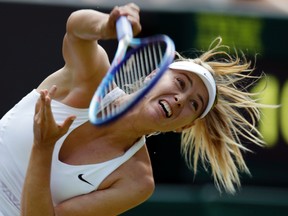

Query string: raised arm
62 4 141 85
37 4 141 107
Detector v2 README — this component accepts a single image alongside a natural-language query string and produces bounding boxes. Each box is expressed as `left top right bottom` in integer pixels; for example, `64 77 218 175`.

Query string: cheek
155 75 174 89
176 109 197 126
138 98 160 119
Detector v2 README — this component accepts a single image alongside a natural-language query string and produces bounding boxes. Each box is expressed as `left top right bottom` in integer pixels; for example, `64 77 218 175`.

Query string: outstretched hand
33 85 76 149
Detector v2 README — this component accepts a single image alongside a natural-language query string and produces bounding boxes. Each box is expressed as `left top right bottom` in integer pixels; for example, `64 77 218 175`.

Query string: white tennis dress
0 88 145 215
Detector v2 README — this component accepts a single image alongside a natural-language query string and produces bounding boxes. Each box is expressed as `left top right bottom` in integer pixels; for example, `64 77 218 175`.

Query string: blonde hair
179 37 273 194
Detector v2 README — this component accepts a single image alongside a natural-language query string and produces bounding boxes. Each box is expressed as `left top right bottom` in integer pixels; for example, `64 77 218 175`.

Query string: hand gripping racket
89 16 175 125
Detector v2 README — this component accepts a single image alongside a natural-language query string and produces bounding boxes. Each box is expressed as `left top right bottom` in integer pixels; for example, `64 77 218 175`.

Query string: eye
176 77 186 90
191 100 199 111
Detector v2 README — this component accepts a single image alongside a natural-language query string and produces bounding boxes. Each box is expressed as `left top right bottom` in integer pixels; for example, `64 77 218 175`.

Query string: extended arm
21 86 153 216
37 3 141 107
21 86 75 216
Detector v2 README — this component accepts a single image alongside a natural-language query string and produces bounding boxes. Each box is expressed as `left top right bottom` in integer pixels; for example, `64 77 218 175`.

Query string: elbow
66 9 95 36
66 9 104 40
66 10 86 35
138 175 155 202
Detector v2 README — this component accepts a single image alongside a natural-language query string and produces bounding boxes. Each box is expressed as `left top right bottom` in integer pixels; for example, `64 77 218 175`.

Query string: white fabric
0 88 145 215
51 136 145 204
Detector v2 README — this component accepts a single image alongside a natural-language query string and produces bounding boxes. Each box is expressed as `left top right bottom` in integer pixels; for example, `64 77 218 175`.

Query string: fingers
110 3 142 36
39 86 76 129
37 85 56 117
35 87 59 126
37 89 50 121
60 115 76 136
35 90 47 116
44 89 53 120
34 86 76 146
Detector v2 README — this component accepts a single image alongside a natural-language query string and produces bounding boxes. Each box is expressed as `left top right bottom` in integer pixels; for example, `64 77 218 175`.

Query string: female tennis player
0 3 271 216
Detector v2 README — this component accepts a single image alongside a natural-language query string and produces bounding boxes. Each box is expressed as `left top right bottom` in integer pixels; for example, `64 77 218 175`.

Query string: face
139 69 209 132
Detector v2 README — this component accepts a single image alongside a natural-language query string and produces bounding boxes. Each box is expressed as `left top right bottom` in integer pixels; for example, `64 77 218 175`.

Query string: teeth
159 100 172 118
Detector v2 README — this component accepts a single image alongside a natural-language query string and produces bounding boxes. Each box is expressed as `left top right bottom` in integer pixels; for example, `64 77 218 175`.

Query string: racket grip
116 16 133 40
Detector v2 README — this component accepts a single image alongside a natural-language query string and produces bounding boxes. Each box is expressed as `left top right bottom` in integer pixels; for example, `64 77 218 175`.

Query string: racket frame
89 17 175 125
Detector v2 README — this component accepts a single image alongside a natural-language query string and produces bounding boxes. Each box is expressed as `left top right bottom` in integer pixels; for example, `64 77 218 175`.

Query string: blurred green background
0 1 287 215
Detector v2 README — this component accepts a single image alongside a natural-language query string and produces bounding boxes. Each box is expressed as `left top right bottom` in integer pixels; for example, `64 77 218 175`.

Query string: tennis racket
89 16 175 125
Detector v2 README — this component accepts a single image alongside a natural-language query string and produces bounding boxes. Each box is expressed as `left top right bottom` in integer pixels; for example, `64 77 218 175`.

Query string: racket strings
98 41 167 120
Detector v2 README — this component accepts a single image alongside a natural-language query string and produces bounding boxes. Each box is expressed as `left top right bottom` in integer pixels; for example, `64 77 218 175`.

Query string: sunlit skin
56 67 209 166
17 3 264 215
54 68 209 168
120 68 209 134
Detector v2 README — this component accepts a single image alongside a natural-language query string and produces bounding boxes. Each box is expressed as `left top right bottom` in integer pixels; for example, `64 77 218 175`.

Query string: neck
90 114 147 150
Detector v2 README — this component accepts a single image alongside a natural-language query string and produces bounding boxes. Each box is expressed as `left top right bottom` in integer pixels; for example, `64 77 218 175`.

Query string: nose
174 95 183 107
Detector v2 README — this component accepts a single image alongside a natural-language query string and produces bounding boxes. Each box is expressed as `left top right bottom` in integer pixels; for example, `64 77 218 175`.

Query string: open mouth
159 100 172 118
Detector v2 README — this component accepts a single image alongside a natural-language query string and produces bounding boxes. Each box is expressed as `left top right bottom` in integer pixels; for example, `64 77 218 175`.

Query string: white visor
169 61 217 118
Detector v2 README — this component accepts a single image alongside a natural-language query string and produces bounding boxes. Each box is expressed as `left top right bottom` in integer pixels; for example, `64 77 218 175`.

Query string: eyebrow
183 73 193 87
183 73 205 111
197 93 205 112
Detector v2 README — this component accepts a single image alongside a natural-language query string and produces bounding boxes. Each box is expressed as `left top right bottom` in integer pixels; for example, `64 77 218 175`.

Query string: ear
173 122 195 133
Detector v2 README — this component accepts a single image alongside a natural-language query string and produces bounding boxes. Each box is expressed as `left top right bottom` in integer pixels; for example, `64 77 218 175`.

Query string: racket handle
116 16 133 40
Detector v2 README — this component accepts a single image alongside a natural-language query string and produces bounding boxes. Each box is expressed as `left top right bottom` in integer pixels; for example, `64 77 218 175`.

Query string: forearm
66 4 141 42
21 145 55 216
66 9 112 41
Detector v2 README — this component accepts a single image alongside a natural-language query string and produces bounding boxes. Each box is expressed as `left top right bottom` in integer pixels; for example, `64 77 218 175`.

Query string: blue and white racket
89 16 175 125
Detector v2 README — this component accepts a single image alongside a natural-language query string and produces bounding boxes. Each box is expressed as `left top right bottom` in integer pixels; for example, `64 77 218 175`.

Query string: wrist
99 14 116 40
32 140 55 154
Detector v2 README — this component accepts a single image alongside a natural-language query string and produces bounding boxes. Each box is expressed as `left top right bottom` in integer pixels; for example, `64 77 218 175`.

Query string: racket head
89 34 175 126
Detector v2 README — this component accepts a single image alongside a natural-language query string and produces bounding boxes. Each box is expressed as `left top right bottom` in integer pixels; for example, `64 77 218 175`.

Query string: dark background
0 1 288 215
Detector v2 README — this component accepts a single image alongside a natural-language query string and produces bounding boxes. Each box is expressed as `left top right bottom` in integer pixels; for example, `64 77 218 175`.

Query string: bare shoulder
102 145 155 206
97 144 155 212
36 43 110 107
36 67 72 100
101 144 155 200
118 145 155 198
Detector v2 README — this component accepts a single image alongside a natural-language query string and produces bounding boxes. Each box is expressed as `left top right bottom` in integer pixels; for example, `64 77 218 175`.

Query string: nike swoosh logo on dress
78 174 93 186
